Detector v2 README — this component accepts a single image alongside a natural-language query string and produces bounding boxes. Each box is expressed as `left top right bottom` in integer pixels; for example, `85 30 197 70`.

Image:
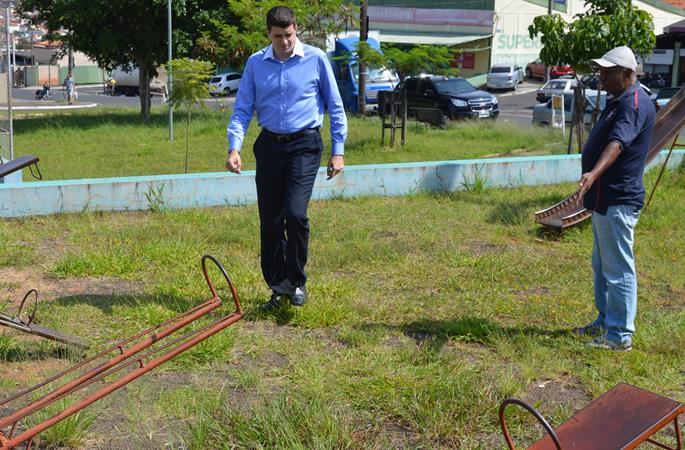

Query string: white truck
110 66 168 97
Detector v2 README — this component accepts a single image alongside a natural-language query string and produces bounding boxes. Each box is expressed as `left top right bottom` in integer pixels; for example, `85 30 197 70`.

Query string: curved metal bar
28 162 42 180
202 254 242 313
499 398 562 450
16 289 39 326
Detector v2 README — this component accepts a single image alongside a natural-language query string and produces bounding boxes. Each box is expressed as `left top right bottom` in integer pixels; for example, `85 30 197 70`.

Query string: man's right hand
226 149 241 174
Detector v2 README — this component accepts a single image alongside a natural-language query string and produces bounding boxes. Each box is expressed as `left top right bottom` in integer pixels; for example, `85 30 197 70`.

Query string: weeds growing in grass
462 164 488 193
29 399 99 449
145 184 168 212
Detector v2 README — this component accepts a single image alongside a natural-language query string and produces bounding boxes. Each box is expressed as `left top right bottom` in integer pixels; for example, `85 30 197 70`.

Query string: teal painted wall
0 151 682 218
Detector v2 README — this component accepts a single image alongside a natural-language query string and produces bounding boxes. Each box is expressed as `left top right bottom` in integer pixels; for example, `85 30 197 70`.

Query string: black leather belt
261 127 319 143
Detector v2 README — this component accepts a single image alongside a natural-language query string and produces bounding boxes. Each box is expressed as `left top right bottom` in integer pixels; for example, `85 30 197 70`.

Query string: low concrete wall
0 151 682 218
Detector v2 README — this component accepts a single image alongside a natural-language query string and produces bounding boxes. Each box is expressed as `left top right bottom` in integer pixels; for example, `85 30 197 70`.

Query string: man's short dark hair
266 6 296 30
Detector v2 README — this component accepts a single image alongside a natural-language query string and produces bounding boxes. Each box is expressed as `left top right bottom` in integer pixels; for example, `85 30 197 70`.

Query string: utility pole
545 0 552 83
4 3 13 160
167 0 174 142
357 0 368 115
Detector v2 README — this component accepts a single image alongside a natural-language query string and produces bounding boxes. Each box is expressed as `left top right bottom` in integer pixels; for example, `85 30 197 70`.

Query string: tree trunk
185 110 191 174
574 83 585 153
136 57 152 121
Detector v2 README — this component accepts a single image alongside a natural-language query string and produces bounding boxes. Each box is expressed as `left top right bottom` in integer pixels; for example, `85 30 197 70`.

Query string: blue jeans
590 205 641 345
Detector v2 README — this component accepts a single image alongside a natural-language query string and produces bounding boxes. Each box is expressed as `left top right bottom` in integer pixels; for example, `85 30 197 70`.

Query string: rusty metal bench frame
499 383 684 450
0 155 41 180
0 255 243 450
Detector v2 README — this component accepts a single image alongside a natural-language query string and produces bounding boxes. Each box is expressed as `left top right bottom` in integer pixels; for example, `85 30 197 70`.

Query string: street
489 79 543 128
12 79 544 128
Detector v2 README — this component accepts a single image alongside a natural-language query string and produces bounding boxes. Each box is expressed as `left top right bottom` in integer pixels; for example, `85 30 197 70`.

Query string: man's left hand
327 155 344 180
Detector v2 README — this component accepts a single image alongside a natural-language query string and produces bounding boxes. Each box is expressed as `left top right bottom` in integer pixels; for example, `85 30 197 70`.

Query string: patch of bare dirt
520 373 592 413
644 282 685 312
442 340 494 363
514 287 552 299
0 267 144 305
463 239 501 255
0 359 71 387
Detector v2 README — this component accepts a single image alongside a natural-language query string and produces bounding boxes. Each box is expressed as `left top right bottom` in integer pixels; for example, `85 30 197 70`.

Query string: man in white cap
574 46 656 351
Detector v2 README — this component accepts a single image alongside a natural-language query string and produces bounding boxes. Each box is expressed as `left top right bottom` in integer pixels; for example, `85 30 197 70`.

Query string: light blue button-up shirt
227 38 348 155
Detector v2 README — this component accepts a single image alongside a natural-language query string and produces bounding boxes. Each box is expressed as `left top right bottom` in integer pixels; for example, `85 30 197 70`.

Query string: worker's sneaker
586 336 632 352
572 323 605 337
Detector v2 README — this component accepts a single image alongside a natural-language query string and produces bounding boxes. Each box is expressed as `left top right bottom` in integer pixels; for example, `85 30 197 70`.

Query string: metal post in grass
167 0 174 143
3 1 14 160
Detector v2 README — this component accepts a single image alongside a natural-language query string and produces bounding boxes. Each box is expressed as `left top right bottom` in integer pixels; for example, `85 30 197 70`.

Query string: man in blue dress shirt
226 5 347 309
574 46 656 352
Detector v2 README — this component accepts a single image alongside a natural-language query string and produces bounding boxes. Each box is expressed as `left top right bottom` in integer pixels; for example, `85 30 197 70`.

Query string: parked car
536 78 577 103
486 64 524 90
208 72 241 96
526 59 576 79
532 90 607 127
580 74 599 90
397 75 499 120
654 86 681 111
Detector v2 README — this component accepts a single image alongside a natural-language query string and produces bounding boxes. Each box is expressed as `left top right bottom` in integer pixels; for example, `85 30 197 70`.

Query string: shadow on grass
400 316 569 349
50 293 200 316
355 316 570 352
246 298 295 326
0 341 80 362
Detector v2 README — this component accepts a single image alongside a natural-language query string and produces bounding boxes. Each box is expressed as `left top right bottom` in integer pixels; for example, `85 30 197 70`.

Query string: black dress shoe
290 286 306 306
262 293 286 311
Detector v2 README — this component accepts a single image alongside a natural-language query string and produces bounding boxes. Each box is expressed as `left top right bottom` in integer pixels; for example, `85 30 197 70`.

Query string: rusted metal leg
499 398 562 450
645 135 684 210
675 415 682 450
646 416 682 450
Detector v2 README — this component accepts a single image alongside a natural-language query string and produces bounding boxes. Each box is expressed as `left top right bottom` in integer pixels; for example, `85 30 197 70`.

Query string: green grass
13 106 567 180
0 164 683 448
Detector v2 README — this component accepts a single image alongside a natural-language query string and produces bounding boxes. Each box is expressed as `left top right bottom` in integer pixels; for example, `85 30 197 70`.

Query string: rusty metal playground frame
0 255 243 450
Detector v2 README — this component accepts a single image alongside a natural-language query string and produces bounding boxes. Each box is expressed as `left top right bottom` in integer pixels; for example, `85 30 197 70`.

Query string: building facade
365 0 684 79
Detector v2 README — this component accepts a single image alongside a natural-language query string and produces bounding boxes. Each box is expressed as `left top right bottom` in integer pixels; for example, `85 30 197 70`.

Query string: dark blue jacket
581 83 656 214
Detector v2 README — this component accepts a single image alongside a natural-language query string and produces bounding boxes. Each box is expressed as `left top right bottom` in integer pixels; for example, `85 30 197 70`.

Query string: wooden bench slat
528 383 684 450
0 155 40 179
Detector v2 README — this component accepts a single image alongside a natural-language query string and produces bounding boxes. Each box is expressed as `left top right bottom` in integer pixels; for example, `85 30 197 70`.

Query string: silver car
532 90 606 127
536 77 577 103
486 64 524 90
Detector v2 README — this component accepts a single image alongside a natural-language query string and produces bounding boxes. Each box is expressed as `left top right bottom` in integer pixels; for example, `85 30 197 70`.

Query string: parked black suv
397 75 499 120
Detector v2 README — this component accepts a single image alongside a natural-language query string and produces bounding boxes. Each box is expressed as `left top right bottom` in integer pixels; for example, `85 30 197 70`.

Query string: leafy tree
382 45 460 78
17 0 227 121
165 58 214 173
529 0 655 151
195 0 357 69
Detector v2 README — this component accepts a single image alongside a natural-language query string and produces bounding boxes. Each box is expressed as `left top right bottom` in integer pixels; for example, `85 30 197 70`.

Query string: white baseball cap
591 46 637 72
